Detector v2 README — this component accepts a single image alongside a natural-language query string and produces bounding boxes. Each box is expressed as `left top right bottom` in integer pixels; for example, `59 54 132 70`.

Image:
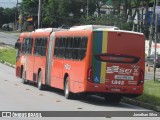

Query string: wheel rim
38 75 41 88
65 81 69 96
22 71 25 83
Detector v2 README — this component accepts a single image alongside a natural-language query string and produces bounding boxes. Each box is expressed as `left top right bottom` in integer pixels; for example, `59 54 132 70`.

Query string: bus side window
25 38 29 54
28 38 33 54
72 37 76 59
42 37 48 56
65 37 71 59
54 38 61 58
59 37 64 58
70 37 74 59
34 37 47 56
39 38 42 56
53 36 88 60
81 37 88 48
72 37 81 60
57 38 61 57
22 39 26 54
15 39 21 61
68 37 72 59
79 37 88 60
34 38 40 55
22 38 27 54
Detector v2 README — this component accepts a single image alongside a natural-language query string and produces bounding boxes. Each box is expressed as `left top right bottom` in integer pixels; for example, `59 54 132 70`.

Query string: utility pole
14 0 18 31
38 0 42 28
87 0 89 18
18 10 22 31
140 0 144 33
148 0 156 56
140 8 144 33
154 0 160 81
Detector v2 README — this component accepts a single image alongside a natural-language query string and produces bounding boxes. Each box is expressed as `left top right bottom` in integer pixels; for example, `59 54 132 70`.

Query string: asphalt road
0 32 19 46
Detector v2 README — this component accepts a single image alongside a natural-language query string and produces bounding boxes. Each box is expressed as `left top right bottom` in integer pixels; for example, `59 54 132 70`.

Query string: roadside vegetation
0 48 16 65
134 80 160 106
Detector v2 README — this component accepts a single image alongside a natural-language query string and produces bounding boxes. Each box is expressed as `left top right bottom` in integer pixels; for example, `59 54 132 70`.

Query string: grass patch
134 80 160 106
0 48 16 65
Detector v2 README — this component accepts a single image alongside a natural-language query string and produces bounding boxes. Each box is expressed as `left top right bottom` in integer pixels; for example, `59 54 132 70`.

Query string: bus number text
111 80 124 85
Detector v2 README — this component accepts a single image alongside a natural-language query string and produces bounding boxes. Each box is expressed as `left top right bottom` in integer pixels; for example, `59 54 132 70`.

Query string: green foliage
21 0 38 16
0 7 4 26
0 7 16 27
134 80 160 106
43 0 97 27
43 0 60 26
20 0 154 35
0 48 16 65
81 13 133 31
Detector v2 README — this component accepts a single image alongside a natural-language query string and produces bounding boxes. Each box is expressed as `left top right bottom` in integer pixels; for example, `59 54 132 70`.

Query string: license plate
111 88 120 92
115 75 134 80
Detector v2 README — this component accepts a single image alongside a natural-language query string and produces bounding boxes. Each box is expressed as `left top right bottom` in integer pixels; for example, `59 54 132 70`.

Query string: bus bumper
86 83 143 95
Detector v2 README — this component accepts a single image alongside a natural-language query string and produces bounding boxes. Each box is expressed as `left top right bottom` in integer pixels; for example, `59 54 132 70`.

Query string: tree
0 7 16 28
43 0 96 27
21 0 38 16
43 0 69 27
92 0 107 17
0 7 4 27
20 0 155 31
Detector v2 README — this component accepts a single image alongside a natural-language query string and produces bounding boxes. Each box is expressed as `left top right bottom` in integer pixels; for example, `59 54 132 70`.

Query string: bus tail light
87 67 93 82
137 69 144 85
94 53 140 64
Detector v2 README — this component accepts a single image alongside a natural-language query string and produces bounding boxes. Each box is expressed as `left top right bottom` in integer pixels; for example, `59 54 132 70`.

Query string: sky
0 0 22 8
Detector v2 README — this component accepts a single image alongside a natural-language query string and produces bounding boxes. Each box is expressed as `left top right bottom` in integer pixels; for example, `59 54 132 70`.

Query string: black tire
64 77 73 99
37 71 44 90
104 94 122 103
22 70 28 84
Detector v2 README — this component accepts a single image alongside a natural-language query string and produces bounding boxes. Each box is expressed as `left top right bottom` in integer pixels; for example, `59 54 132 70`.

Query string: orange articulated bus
15 25 145 103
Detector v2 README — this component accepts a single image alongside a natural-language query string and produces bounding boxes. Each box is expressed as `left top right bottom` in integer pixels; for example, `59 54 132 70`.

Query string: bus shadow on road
46 87 144 110
76 95 136 109
23 82 144 110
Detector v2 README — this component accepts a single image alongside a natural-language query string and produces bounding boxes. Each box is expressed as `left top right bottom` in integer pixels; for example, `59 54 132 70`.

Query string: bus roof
19 26 143 38
70 25 120 31
69 25 143 36
19 28 68 38
35 28 68 32
99 29 144 35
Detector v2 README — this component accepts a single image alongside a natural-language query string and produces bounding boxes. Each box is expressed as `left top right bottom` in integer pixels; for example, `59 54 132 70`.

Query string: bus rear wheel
104 94 122 103
37 71 44 90
64 77 73 99
22 70 28 84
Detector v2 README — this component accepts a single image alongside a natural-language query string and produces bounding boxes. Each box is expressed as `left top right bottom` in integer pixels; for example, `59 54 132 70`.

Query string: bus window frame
53 36 88 61
21 37 33 55
33 37 48 57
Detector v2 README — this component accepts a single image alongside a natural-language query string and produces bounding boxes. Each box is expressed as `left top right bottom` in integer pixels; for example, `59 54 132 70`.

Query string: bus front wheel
22 70 28 84
64 77 73 99
37 71 44 90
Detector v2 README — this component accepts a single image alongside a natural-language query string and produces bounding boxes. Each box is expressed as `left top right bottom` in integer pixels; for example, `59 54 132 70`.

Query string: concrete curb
0 60 15 68
122 97 160 112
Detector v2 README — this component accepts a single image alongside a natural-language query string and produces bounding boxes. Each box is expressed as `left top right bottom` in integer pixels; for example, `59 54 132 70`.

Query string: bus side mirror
15 42 21 49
